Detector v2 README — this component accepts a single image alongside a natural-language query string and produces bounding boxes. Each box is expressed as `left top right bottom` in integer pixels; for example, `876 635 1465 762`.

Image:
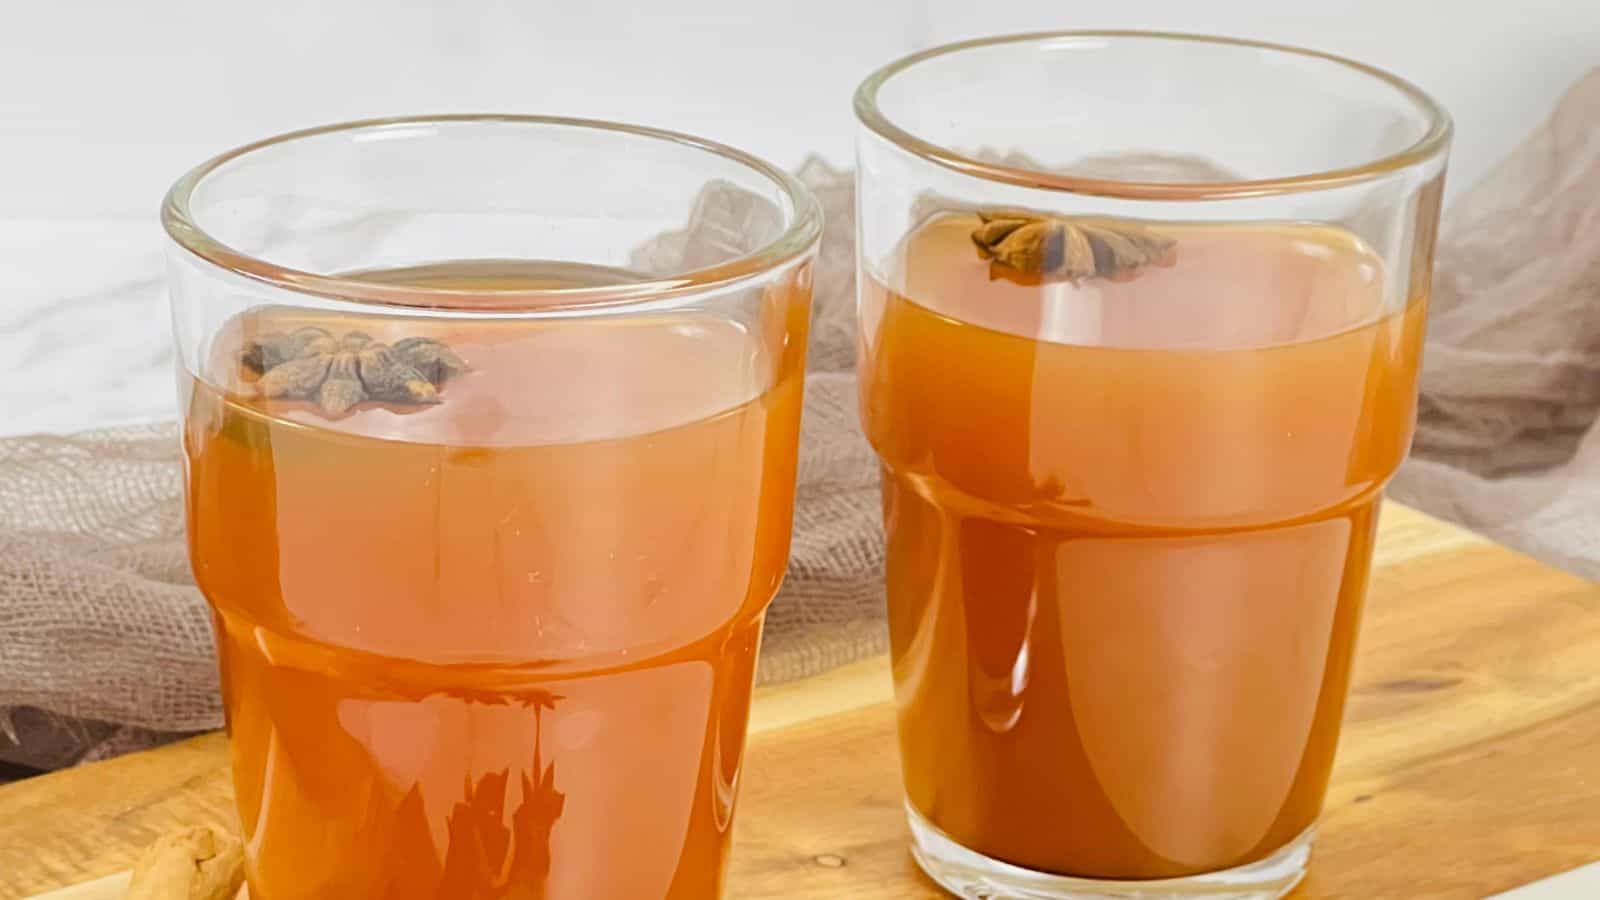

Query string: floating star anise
240 326 467 416
971 211 1176 283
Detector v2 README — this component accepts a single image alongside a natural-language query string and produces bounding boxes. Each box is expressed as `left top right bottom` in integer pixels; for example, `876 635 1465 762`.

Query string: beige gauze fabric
1387 70 1600 579
3 71 1599 769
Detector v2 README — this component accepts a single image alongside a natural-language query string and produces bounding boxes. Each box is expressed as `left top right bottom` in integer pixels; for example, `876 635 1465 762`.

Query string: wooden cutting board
8 504 1600 900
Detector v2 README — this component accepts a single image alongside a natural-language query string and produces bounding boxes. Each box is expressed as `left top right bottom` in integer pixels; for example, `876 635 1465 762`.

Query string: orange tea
184 262 807 899
860 213 1426 879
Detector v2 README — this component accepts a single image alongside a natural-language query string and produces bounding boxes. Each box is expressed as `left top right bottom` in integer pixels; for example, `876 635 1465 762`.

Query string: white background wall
3 0 1598 433
6 0 1600 214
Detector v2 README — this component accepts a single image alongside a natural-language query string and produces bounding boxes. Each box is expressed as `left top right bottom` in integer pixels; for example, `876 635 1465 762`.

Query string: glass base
907 805 1312 900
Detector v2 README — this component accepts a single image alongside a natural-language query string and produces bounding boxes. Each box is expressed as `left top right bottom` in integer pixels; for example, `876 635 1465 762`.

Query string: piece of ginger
123 827 245 900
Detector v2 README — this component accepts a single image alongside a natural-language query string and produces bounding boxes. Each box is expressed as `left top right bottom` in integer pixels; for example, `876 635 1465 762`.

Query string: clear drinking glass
163 116 820 899
854 33 1450 899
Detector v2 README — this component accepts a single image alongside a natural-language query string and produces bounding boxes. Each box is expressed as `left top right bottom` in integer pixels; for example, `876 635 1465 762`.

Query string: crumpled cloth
1387 71 1600 580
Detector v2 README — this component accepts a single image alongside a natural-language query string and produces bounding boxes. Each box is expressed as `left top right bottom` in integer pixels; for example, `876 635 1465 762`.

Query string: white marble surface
1493 862 1600 899
5 0 1600 435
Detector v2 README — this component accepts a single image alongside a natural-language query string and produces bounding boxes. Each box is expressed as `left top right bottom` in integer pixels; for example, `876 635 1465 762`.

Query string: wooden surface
7 504 1600 900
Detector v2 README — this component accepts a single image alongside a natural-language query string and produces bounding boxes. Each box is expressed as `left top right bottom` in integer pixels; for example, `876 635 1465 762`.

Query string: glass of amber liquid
855 33 1450 899
163 116 819 899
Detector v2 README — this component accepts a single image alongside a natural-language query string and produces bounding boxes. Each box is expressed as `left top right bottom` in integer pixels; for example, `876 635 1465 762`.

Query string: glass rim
161 114 824 312
853 30 1454 201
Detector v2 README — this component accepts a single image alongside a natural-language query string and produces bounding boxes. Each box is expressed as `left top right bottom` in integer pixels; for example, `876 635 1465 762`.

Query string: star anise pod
240 326 467 416
971 211 1175 283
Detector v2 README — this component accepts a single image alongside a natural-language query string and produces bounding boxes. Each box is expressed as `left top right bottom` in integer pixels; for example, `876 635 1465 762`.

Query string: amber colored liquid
184 261 809 899
860 215 1426 879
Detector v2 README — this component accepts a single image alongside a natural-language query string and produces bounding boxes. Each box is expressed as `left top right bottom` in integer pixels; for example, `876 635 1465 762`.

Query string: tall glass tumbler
854 33 1450 899
164 116 820 899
